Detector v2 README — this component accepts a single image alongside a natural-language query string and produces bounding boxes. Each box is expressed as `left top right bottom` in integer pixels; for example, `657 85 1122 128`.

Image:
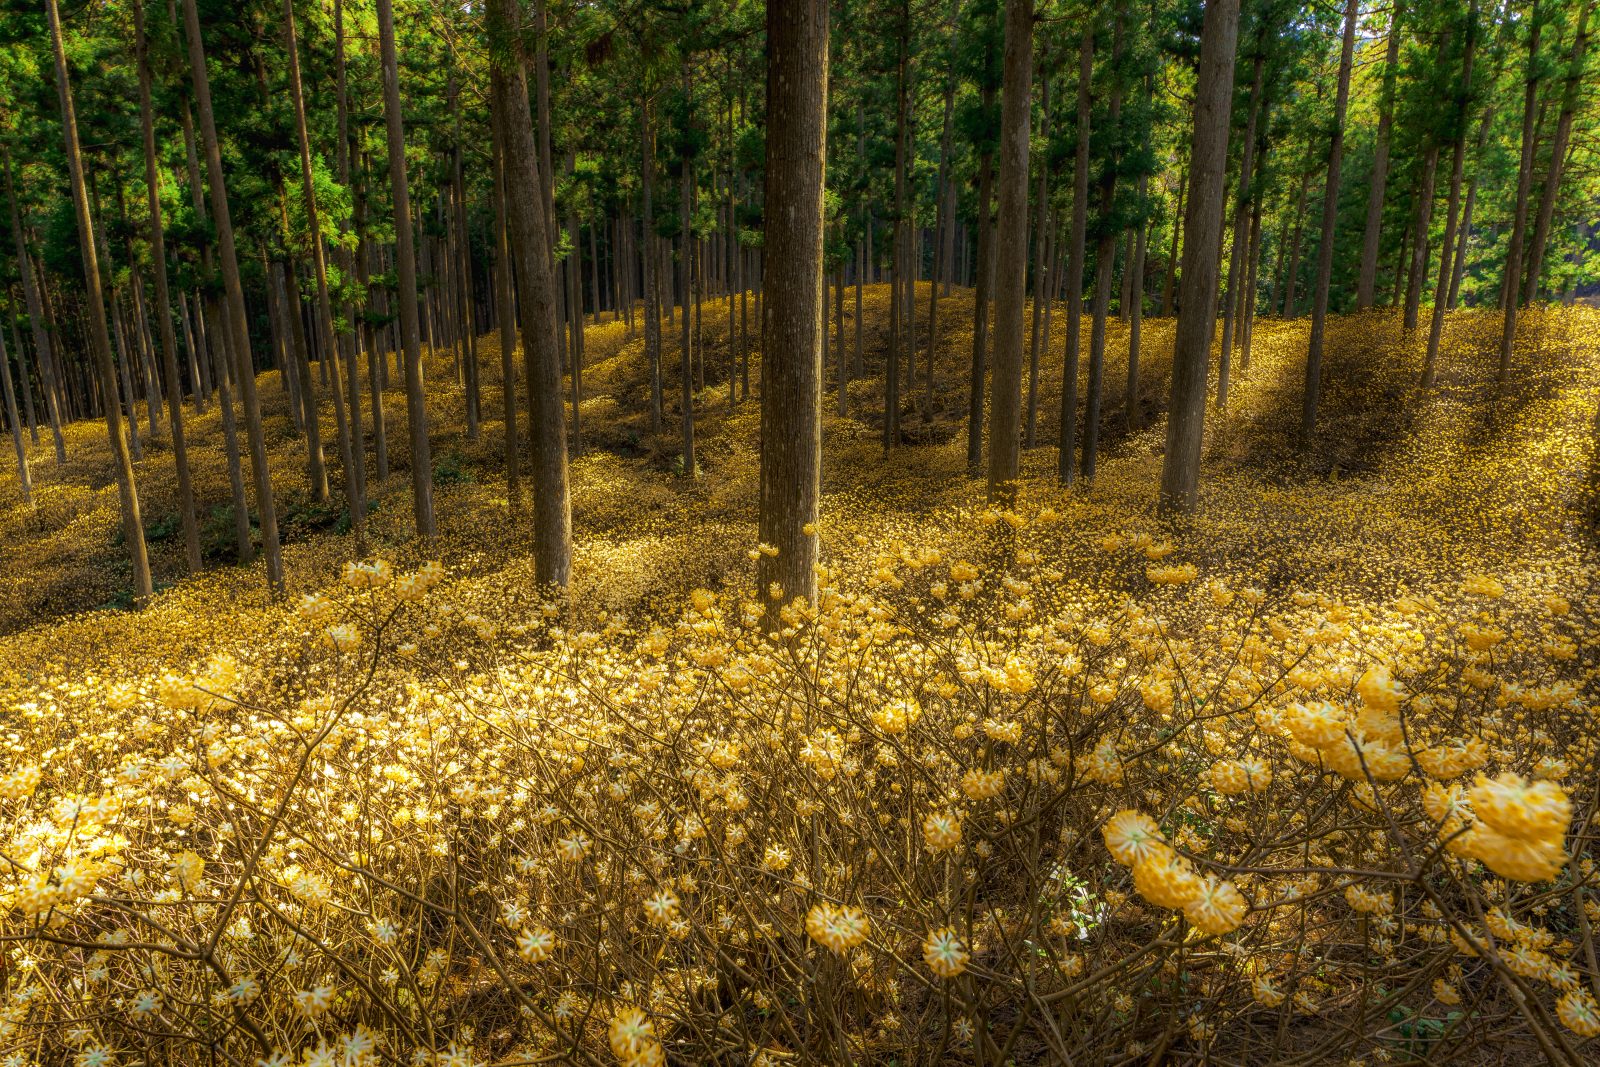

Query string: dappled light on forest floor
1 298 1599 1064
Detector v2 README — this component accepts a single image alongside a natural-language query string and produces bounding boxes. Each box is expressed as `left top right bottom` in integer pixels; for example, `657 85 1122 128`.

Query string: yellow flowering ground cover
0 288 1597 1064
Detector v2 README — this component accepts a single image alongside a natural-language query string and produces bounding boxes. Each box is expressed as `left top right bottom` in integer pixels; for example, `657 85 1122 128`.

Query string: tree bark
1082 4 1125 481
1159 0 1240 515
183 0 283 587
1523 0 1590 305
0 322 29 503
47 0 153 600
134 0 201 571
1058 24 1092 485
1125 174 1148 430
1217 48 1264 410
986 0 1034 501
1498 0 1545 381
965 87 996 474
1423 1 1480 390
1300 0 1358 445
1356 4 1403 310
642 97 663 434
1161 159 1186 316
1025 63 1051 448
679 58 697 474
285 0 362 539
1402 142 1439 330
5 152 66 466
491 108 520 505
375 0 436 537
488 0 572 586
758 0 829 622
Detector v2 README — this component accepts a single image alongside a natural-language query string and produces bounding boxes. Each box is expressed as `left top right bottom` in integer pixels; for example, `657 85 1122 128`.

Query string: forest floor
3 286 1596 647
1 289 1598 1064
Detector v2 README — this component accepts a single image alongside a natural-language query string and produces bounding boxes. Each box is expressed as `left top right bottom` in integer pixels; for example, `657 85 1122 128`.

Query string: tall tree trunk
759 0 828 622
1284 169 1310 318
965 84 997 473
535 0 555 257
4 150 67 465
1025 64 1051 448
183 0 283 587
1125 173 1148 430
1356 4 1403 310
1300 0 1357 445
491 107 520 504
642 98 663 434
987 0 1034 501
285 0 362 539
1402 143 1439 330
1217 48 1264 409
1523 0 1590 305
1498 0 1545 381
679 58 697 474
0 324 29 503
926 62 957 407
1423 1 1480 390
1082 4 1125 481
47 0 153 600
450 74 480 441
333 0 364 516
376 0 436 537
1159 0 1240 515
1057 24 1092 485
135 0 200 571
1239 152 1265 371
488 0 571 586
7 313 37 447
885 9 910 450
567 195 584 454
1161 158 1186 316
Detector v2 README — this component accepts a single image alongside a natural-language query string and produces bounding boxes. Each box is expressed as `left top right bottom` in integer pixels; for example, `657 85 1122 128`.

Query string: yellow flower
1182 875 1247 935
1132 853 1202 910
922 927 969 978
960 768 1006 801
517 926 555 963
1102 811 1168 867
805 903 868 954
922 811 963 853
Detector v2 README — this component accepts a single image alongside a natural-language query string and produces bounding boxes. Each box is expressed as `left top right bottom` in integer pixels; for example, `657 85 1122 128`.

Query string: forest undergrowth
1 289 1599 1065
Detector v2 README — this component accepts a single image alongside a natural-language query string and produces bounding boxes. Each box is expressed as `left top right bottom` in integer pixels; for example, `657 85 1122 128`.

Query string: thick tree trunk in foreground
758 0 829 622
376 0 435 537
1300 0 1357 445
488 0 571 587
48 0 152 601
1159 0 1240 515
986 0 1034 501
